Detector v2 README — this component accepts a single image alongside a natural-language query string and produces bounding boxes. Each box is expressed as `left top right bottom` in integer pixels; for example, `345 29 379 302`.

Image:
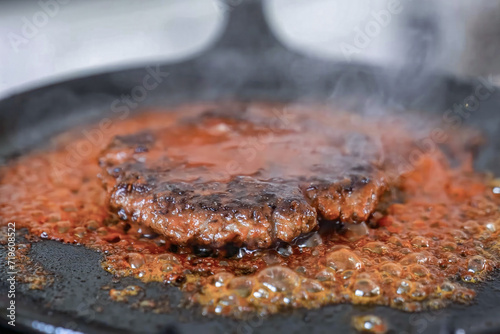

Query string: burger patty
98 104 410 249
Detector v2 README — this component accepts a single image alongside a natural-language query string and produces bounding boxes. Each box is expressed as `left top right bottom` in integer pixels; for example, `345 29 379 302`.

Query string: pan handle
210 0 283 52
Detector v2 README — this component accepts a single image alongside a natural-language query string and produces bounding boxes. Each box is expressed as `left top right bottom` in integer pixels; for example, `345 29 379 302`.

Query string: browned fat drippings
109 285 143 302
0 103 499 318
0 227 54 290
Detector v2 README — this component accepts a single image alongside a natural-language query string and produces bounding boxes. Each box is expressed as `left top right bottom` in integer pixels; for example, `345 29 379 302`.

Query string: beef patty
98 104 413 249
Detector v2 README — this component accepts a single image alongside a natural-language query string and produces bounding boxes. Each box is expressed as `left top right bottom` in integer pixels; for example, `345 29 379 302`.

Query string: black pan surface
1 1 500 333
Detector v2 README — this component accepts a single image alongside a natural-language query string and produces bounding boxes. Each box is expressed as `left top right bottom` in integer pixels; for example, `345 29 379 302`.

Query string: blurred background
1 0 500 98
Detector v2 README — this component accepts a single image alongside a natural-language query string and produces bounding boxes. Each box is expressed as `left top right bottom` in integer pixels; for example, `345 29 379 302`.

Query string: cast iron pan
1 1 500 333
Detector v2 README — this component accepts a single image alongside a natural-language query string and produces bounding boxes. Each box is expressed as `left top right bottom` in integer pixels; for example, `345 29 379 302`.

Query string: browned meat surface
98 105 412 249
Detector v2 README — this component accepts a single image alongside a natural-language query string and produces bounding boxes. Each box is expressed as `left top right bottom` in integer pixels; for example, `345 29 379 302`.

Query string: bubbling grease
0 104 499 317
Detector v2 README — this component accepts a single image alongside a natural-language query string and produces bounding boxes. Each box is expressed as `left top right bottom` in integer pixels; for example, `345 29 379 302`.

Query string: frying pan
1 1 500 333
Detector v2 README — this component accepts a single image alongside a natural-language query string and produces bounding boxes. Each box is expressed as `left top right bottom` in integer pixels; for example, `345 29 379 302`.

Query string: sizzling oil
0 104 499 317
